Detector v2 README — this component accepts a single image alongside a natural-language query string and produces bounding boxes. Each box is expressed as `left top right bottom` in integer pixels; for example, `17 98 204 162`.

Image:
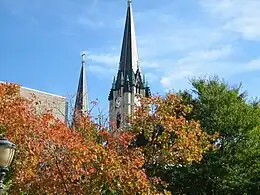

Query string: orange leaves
0 82 20 100
92 130 152 194
0 83 157 194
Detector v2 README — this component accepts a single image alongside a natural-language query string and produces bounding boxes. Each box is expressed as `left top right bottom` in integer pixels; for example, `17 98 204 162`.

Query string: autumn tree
0 83 157 194
128 93 217 191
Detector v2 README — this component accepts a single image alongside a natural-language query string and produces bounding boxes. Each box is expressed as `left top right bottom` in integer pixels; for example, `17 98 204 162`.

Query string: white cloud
145 72 158 83
159 52 260 91
137 23 229 59
141 60 160 69
87 53 118 67
245 58 260 71
159 45 235 90
86 52 119 78
178 45 233 64
161 70 193 90
200 0 260 41
77 17 104 28
88 65 114 79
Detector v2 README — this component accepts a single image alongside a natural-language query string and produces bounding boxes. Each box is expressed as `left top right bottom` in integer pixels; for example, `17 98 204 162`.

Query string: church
1 0 150 128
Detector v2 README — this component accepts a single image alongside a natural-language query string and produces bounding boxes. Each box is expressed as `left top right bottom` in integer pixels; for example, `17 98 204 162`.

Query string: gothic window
117 113 121 128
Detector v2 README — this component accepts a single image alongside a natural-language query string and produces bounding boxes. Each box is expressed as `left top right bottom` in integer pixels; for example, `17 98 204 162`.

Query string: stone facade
20 86 68 122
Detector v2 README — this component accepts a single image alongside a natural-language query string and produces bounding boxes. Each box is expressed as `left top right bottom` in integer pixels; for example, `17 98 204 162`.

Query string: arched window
117 113 121 128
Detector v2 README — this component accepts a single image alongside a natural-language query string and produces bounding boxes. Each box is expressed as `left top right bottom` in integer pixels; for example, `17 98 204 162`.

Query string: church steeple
108 1 151 130
119 0 139 80
73 51 88 126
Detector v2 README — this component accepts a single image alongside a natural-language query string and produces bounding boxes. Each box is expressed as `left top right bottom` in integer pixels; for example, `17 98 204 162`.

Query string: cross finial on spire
128 0 132 5
81 51 86 63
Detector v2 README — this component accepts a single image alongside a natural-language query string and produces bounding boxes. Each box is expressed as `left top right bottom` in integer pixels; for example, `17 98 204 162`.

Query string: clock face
115 97 121 108
134 96 141 107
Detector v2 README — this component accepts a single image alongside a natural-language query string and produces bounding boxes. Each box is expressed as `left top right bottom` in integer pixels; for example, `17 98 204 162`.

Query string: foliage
0 82 218 194
161 77 260 195
0 83 156 194
130 93 217 165
128 93 217 192
223 127 260 194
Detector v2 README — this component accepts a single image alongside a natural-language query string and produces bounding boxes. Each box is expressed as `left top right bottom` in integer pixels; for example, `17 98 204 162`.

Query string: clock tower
108 0 151 130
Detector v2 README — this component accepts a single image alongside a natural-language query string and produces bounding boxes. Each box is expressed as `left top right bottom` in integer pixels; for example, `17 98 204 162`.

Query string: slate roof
108 1 151 100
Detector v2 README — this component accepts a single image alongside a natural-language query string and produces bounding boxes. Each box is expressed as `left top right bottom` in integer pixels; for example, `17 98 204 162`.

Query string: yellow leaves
130 92 217 166
26 168 36 178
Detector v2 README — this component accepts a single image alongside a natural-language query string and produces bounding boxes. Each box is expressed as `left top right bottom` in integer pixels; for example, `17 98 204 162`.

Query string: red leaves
0 83 155 194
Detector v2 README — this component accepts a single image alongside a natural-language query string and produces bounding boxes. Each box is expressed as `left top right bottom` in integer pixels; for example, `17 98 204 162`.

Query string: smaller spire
72 51 88 127
112 76 116 89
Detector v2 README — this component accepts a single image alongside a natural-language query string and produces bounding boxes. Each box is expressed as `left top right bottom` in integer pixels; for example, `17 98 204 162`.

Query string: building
108 0 151 129
0 81 68 122
20 86 68 122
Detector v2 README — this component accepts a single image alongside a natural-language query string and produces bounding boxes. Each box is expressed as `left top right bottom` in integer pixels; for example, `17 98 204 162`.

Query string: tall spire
74 51 88 117
108 1 151 130
119 0 139 79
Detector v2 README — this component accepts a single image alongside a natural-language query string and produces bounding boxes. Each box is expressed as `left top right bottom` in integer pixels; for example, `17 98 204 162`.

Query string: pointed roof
119 0 139 78
108 1 151 100
74 52 88 115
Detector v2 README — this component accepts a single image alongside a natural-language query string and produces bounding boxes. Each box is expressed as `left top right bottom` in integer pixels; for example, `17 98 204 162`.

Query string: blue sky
1 0 260 114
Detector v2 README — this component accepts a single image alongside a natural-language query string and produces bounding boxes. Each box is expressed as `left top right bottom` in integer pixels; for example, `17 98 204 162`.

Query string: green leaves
164 76 260 194
223 127 260 194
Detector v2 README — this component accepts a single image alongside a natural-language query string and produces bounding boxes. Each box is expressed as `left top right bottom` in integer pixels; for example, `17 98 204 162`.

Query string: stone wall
20 87 68 122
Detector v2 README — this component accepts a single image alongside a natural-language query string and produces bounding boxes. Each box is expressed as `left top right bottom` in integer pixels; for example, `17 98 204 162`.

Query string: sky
1 0 260 114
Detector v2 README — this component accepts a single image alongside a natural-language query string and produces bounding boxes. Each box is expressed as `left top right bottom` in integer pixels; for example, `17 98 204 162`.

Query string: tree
223 127 260 194
163 77 260 194
128 93 217 191
0 83 157 194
